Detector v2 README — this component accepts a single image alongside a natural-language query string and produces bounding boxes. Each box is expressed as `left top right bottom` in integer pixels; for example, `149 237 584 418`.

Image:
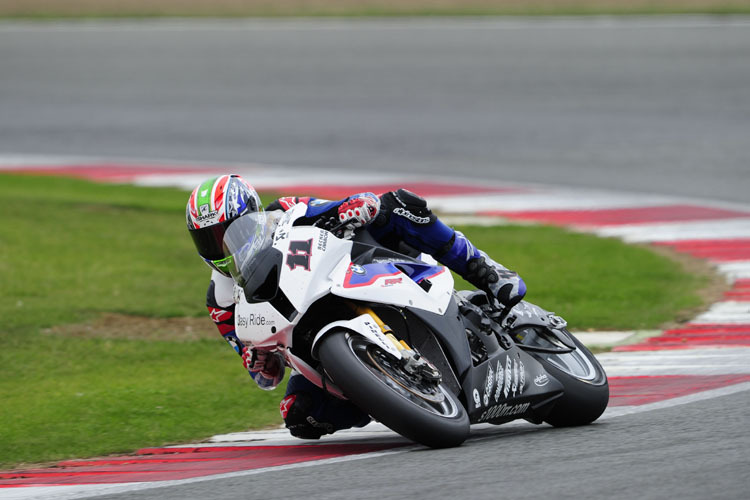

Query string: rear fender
504 301 576 350
311 314 403 361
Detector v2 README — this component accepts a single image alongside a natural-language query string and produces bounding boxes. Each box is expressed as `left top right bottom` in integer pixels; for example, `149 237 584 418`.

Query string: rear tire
318 330 470 448
534 333 609 427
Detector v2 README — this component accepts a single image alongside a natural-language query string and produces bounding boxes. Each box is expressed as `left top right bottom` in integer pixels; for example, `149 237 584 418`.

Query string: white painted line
597 347 750 376
594 219 750 242
717 261 750 280
134 169 424 191
429 192 682 214
208 422 398 445
604 364 750 376
573 331 637 346
693 301 750 324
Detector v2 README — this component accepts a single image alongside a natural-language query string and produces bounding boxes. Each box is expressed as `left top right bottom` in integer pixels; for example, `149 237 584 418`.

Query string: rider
186 174 526 439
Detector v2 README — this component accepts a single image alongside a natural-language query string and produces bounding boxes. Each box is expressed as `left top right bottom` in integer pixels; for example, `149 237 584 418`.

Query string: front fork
348 302 441 382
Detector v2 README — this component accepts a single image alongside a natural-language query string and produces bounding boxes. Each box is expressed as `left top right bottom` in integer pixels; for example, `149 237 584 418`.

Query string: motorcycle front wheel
318 330 470 448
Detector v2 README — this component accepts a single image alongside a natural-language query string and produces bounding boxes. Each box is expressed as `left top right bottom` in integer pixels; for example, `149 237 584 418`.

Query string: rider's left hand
243 347 282 379
337 193 380 228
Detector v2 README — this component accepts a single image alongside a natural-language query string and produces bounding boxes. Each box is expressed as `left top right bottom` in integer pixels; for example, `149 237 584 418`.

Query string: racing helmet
186 174 262 276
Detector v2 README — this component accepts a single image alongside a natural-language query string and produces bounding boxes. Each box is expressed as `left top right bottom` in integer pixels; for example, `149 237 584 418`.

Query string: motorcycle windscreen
222 212 277 288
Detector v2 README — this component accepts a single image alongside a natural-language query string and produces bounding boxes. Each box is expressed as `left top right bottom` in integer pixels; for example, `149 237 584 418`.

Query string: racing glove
337 193 380 228
242 347 285 390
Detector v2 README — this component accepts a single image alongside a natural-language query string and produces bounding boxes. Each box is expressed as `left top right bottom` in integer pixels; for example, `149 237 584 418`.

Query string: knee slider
281 392 334 440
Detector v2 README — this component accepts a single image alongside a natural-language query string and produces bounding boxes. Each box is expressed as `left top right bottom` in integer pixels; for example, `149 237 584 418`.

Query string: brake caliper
387 334 441 383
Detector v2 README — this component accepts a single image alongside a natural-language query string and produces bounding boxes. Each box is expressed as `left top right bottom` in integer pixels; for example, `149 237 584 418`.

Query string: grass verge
0 173 712 468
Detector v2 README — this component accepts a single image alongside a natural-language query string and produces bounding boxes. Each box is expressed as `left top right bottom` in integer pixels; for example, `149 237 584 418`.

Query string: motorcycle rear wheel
532 332 609 427
318 330 470 448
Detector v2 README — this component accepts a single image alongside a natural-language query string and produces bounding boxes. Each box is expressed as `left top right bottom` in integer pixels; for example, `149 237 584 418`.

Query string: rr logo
286 239 313 271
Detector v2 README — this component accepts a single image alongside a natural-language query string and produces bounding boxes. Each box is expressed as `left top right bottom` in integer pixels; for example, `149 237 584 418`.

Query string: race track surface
1 17 749 202
90 391 750 500
1 16 750 500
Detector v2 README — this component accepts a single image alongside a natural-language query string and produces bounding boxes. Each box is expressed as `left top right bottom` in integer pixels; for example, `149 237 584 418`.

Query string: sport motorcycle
223 204 609 448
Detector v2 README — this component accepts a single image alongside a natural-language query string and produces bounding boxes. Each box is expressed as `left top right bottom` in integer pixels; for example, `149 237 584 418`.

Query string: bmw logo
350 264 366 275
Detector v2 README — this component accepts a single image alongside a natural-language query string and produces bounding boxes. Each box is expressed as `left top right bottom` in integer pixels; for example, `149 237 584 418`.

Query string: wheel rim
540 349 599 381
346 335 460 418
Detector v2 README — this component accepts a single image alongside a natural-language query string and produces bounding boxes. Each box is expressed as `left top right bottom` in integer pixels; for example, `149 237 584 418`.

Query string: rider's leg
368 189 526 308
281 373 371 439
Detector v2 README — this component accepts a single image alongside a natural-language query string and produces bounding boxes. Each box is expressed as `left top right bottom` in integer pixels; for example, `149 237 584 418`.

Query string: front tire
318 330 470 448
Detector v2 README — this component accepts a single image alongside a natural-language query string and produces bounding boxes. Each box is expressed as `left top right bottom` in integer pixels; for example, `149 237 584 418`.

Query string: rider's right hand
337 193 380 228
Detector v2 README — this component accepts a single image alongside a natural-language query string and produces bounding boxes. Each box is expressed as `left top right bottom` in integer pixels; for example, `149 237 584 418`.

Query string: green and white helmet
186 174 262 276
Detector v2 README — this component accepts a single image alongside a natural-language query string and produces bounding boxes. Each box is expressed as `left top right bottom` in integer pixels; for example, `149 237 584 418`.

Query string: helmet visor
190 220 232 262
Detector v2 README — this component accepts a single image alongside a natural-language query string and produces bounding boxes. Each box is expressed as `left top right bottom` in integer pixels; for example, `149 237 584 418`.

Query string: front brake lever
486 299 514 326
329 220 357 239
313 215 353 238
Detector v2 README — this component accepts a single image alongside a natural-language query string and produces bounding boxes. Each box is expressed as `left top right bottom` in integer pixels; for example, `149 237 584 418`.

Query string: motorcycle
223 203 609 448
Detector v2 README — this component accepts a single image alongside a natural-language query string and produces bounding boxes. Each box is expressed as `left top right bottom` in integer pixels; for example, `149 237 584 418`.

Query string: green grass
0 173 708 468
0 174 282 468
1 337 281 468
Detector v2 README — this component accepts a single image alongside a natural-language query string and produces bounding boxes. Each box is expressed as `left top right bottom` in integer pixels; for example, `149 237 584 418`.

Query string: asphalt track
1 17 750 202
92 391 750 500
2 16 750 499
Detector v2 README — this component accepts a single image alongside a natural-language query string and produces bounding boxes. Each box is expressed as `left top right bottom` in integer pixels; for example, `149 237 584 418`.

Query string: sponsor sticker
478 402 531 422
196 208 218 224
316 230 329 252
534 374 550 387
493 359 504 402
209 307 231 323
274 229 289 242
393 207 430 224
504 356 512 398
483 364 495 407
236 314 275 328
383 277 403 287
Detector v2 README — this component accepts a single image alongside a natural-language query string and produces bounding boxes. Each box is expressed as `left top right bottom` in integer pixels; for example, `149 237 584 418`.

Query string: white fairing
232 298 292 350
312 314 403 360
232 203 453 393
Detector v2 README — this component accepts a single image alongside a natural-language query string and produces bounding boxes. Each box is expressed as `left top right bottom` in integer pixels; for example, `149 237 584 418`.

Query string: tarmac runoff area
2 156 750 498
